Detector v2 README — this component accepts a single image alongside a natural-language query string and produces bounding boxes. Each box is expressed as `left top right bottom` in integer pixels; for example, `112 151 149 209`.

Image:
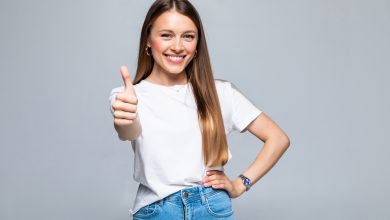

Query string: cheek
150 41 167 54
185 43 197 53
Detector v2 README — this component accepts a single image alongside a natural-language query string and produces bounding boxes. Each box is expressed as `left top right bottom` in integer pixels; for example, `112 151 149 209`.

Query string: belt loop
198 185 206 205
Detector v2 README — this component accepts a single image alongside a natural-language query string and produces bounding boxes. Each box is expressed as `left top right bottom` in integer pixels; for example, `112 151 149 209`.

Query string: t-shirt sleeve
108 86 124 116
228 82 262 133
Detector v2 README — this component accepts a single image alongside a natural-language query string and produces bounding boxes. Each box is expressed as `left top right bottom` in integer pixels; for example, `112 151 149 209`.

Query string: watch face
239 175 251 190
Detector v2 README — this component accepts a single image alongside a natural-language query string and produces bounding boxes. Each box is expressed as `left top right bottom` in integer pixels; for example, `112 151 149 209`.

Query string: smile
164 54 186 64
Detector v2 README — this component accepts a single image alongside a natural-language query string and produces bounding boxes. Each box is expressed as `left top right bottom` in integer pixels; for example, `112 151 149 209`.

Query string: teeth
167 55 184 61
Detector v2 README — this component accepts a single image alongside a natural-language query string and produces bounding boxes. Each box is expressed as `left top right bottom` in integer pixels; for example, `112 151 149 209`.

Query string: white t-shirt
109 79 262 216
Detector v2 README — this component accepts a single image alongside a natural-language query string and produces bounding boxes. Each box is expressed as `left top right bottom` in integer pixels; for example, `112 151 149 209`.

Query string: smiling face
147 9 198 80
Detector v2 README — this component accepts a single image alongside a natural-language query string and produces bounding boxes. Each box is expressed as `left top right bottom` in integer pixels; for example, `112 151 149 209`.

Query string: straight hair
133 0 228 168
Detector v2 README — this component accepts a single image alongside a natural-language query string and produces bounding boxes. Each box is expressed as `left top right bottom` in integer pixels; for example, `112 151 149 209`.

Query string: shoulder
214 78 238 97
213 79 235 109
214 78 230 86
214 78 233 91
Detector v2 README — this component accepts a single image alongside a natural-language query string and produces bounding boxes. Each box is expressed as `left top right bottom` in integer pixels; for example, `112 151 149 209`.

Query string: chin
162 65 186 75
169 68 185 74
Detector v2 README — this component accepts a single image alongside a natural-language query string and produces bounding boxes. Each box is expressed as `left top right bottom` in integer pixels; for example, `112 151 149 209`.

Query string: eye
161 33 173 39
183 34 195 40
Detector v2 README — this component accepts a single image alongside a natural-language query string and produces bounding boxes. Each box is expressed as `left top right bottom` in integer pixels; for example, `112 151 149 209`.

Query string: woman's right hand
112 66 138 127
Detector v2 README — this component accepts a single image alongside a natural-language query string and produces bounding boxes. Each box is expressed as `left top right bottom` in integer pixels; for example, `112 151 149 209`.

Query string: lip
164 54 186 64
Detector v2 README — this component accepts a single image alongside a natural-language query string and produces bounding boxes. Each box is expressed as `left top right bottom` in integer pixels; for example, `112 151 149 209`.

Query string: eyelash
161 34 172 38
184 35 195 39
161 34 195 40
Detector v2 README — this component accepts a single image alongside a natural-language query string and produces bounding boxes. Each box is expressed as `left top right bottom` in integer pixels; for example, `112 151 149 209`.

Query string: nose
171 38 183 52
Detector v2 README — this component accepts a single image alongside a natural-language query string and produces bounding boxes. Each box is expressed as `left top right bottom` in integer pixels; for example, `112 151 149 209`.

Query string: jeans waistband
162 185 227 205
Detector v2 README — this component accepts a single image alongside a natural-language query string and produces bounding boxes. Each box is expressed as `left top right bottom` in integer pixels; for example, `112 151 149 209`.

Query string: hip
133 185 236 220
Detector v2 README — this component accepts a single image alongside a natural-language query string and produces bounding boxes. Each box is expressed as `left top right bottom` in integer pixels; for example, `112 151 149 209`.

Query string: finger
206 170 223 176
204 174 217 182
114 118 135 126
211 183 225 189
204 179 224 186
116 93 138 105
112 100 137 113
120 65 135 94
204 175 226 184
113 111 137 120
205 171 224 180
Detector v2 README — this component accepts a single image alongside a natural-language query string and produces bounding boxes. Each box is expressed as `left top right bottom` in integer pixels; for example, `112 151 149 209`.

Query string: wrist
233 178 247 196
238 174 252 191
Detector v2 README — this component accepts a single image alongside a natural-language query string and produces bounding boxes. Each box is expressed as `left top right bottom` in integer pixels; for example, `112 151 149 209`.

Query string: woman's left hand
202 170 246 198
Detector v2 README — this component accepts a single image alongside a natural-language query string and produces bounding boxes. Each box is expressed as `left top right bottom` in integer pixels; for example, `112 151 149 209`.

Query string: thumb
120 65 135 94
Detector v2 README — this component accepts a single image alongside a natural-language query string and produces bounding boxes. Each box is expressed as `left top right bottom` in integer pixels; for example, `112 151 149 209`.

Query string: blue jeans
133 185 236 219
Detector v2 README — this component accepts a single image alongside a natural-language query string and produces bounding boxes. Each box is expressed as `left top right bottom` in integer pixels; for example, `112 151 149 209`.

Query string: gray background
1 0 389 219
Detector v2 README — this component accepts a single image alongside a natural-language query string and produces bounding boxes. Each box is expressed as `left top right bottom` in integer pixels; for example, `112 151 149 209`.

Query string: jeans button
182 192 188 198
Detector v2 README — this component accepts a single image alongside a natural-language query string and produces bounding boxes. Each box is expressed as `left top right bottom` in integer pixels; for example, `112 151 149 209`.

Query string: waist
162 185 229 205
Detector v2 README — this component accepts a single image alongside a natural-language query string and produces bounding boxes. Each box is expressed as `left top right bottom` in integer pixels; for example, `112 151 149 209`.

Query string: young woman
109 0 290 219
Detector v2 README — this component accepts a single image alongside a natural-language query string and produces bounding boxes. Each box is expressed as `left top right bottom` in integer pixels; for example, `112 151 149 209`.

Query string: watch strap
239 174 252 191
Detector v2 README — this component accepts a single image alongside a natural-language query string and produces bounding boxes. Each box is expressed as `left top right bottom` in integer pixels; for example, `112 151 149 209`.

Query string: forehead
151 10 197 33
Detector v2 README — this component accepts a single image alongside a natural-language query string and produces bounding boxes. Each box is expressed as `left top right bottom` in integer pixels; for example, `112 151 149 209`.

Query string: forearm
114 115 142 141
234 134 290 194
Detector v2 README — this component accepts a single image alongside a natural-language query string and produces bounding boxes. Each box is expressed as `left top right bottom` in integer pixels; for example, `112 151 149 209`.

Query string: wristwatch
239 174 252 191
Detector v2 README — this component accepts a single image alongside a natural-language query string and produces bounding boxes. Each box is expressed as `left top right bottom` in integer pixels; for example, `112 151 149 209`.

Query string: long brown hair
133 0 228 168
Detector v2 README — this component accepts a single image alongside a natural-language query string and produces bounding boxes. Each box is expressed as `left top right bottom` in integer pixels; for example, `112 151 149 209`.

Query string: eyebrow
157 29 197 34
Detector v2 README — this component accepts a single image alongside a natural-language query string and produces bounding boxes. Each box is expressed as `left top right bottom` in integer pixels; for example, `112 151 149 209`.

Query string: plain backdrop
1 0 389 219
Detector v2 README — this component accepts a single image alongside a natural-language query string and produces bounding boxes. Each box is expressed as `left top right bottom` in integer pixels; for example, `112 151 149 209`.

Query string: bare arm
232 112 290 195
114 113 141 141
203 112 290 197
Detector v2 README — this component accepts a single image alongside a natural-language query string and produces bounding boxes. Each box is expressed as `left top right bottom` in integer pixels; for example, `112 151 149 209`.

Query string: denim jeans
132 185 236 219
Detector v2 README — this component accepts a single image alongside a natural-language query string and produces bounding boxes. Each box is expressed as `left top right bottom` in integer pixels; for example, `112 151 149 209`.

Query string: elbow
285 135 291 149
280 133 290 151
264 132 290 152
270 132 290 152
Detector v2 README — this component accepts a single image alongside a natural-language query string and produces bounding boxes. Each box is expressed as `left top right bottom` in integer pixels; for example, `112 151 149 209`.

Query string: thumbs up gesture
112 66 138 127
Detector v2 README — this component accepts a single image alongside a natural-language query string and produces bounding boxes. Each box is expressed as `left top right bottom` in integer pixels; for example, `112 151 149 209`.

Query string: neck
147 67 188 86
